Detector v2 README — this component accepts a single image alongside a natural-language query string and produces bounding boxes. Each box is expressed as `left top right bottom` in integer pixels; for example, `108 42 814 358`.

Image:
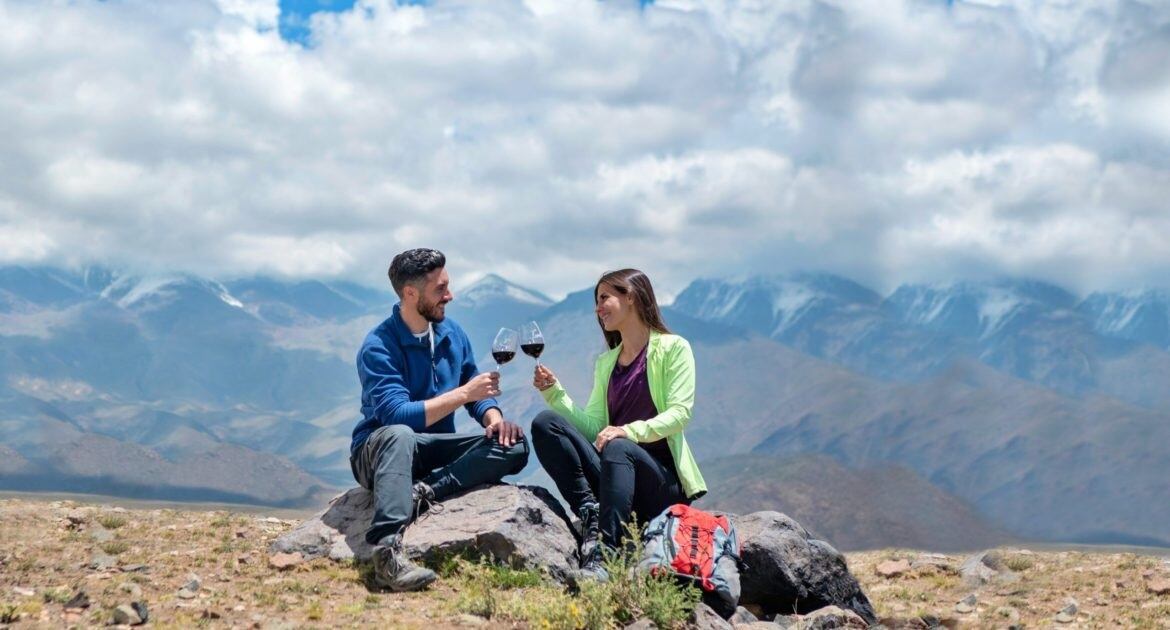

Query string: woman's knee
599 437 639 463
531 410 567 440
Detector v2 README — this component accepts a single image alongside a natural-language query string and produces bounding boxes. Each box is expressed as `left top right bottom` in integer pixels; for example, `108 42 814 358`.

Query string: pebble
1061 599 1078 615
1055 612 1076 623
113 604 142 626
954 602 974 614
12 586 35 597
268 552 304 571
876 559 912 578
119 582 143 599
63 591 90 610
454 614 489 626
89 552 117 571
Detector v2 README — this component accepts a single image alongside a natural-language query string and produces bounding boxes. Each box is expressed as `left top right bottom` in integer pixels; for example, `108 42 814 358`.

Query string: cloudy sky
2 0 1168 297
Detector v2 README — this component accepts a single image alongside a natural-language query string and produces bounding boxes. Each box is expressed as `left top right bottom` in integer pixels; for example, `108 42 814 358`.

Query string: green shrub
449 522 700 629
97 515 127 530
100 541 130 556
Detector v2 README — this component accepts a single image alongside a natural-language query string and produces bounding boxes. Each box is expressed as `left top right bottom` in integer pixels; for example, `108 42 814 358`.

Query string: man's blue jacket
350 303 499 456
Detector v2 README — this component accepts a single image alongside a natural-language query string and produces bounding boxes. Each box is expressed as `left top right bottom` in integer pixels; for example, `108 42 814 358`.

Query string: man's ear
401 284 417 304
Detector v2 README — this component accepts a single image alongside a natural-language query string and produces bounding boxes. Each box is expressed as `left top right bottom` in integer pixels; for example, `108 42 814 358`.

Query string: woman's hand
594 425 628 451
533 365 558 391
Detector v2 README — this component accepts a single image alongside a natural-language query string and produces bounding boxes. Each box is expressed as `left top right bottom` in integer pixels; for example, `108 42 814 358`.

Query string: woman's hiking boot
372 534 437 592
571 501 609 583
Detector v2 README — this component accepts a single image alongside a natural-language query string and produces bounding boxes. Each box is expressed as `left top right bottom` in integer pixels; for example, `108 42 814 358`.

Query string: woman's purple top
608 344 674 466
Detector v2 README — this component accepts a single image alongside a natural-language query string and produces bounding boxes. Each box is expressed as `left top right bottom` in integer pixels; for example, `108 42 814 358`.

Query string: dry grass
849 547 1170 628
2 498 1168 628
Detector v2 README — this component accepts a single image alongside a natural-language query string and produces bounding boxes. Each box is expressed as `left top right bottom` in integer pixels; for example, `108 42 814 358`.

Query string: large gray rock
734 512 876 625
270 484 579 582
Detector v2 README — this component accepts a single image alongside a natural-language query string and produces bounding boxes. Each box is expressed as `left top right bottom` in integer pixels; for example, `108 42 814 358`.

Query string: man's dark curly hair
388 248 446 297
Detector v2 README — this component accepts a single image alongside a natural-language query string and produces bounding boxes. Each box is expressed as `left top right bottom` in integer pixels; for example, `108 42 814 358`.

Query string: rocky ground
1 497 1169 628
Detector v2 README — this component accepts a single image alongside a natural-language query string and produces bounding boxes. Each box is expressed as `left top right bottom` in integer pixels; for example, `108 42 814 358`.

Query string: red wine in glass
520 321 545 366
492 328 519 371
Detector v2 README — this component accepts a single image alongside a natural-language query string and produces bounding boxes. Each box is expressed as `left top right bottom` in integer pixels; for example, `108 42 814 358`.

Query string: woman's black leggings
531 410 688 548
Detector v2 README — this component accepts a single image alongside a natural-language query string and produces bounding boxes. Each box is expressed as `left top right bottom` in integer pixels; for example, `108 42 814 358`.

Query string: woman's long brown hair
595 269 672 349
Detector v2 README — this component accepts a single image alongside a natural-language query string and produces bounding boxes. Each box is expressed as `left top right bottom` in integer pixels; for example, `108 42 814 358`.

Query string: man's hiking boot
411 481 441 523
571 501 609 584
372 535 437 592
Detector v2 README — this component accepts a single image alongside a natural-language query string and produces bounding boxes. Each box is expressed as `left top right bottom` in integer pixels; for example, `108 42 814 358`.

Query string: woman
531 268 706 580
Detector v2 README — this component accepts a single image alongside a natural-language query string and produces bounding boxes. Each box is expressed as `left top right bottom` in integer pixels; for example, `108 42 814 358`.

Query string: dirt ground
1 497 1168 628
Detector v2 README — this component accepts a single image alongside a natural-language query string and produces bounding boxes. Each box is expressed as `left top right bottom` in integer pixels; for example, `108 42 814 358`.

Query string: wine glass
520 321 545 366
492 328 518 371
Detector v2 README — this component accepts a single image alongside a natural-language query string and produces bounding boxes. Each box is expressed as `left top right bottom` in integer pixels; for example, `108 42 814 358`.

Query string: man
350 248 528 591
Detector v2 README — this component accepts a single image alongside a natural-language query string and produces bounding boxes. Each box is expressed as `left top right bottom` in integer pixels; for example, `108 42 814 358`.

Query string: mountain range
2 265 1169 548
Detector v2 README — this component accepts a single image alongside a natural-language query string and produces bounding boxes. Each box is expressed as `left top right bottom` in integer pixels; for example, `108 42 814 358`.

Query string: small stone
235 529 248 539
730 606 759 625
773 616 800 630
1147 578 1170 596
1061 599 1078 615
955 602 974 614
232 605 246 612
268 552 303 571
624 620 656 630
131 601 149 624
876 559 912 578
119 582 143 599
63 591 90 610
12 586 35 597
89 553 117 571
802 605 868 628
200 609 222 620
113 604 142 626
959 593 978 606
65 510 88 526
90 528 114 543
177 588 198 600
1055 612 1075 623
692 602 733 630
182 574 201 592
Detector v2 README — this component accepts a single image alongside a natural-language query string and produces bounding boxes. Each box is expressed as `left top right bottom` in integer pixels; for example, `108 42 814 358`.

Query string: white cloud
0 0 1168 297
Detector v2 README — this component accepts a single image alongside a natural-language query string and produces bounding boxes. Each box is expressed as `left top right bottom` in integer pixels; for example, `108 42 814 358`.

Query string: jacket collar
389 303 451 348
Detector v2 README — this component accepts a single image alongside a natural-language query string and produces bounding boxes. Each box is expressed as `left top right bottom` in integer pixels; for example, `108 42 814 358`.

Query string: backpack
639 504 741 617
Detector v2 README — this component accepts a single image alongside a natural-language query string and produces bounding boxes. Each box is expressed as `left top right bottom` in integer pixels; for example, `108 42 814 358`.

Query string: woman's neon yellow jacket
539 330 707 499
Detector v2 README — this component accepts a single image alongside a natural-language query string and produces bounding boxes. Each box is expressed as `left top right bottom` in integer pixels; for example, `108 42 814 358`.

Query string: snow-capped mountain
885 279 1080 340
673 273 882 339
445 274 555 351
1080 290 1170 350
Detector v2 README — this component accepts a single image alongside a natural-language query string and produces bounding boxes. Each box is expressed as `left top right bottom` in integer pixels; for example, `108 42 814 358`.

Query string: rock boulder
271 484 580 582
734 512 877 624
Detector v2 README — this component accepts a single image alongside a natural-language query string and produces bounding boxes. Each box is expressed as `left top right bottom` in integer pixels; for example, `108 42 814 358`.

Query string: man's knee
501 436 530 473
369 424 416 462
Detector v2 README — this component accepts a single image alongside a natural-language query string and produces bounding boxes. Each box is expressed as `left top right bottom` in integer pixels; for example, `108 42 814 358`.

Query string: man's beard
417 297 447 323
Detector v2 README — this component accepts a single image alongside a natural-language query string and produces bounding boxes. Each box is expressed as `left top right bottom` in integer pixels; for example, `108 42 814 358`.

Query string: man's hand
533 365 557 391
594 425 628 452
485 417 524 447
462 371 500 403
